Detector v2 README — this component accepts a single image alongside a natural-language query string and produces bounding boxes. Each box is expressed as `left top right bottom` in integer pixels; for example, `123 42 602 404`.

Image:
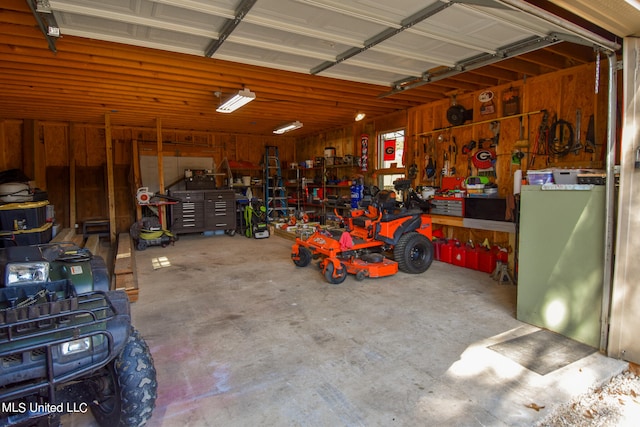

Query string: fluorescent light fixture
625 0 640 11
216 88 255 113
273 121 303 134
355 112 366 121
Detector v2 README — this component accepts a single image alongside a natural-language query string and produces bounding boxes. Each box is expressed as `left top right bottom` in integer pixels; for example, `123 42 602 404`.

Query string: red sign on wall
383 139 396 161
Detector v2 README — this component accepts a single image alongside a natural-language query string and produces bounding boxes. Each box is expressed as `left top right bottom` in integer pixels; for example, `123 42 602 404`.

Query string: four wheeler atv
0 243 157 427
291 187 434 284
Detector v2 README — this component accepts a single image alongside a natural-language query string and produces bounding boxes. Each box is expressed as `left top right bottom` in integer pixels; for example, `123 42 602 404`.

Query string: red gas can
465 246 480 270
478 249 497 273
452 245 466 267
439 240 454 264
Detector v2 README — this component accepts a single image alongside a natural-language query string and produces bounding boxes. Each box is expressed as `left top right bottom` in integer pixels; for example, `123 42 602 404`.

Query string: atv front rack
0 280 131 404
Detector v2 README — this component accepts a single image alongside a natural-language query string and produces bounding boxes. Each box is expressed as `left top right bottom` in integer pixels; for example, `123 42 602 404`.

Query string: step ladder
264 146 288 222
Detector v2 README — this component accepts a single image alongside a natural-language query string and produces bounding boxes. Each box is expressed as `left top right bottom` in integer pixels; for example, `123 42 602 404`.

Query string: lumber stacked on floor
51 228 138 302
114 233 138 302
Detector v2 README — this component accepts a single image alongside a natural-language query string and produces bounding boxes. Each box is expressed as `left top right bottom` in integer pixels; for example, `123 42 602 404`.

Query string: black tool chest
169 189 235 234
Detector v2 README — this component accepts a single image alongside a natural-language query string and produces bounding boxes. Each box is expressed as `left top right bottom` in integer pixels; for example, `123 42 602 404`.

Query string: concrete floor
70 232 625 426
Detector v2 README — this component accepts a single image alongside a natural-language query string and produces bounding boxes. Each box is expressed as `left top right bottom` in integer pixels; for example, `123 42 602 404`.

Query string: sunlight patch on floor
152 256 171 269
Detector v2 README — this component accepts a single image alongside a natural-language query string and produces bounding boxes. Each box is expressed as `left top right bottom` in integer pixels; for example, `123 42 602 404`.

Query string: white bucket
242 176 251 186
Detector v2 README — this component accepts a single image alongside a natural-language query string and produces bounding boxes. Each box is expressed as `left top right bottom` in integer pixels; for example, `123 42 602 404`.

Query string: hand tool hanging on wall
529 110 549 168
573 108 583 154
489 121 500 146
547 116 575 159
462 140 476 155
442 150 449 178
585 114 596 154
451 137 458 164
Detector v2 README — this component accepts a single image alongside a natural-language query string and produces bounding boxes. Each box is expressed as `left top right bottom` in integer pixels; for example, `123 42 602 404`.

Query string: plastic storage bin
552 169 579 184
0 200 49 231
0 222 53 247
527 170 554 185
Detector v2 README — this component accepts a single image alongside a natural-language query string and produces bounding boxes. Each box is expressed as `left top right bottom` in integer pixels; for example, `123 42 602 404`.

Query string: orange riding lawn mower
291 179 434 284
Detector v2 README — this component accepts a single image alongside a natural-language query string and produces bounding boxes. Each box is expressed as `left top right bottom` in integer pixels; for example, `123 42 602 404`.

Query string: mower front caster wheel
324 262 347 285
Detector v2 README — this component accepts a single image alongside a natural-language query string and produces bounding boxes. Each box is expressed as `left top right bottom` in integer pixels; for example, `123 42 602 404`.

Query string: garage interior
1 0 640 425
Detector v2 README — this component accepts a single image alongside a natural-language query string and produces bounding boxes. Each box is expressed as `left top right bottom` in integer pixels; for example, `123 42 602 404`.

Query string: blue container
350 183 363 208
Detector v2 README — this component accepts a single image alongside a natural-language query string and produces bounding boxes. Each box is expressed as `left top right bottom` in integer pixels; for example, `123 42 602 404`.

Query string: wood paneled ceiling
0 0 631 136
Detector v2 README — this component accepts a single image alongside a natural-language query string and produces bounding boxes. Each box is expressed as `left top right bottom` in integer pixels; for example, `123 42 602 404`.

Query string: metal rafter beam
205 0 257 58
26 0 58 53
310 0 456 76
379 34 563 98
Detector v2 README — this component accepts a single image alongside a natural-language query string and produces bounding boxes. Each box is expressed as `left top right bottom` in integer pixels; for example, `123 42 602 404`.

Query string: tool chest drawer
204 190 235 230
170 191 204 202
430 198 464 217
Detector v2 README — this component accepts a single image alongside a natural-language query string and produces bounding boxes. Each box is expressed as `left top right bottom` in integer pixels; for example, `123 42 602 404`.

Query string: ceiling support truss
310 0 457 76
380 33 570 98
205 0 257 58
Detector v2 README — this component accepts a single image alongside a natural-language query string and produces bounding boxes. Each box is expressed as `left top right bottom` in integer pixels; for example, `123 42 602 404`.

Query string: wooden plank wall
295 62 614 250
0 61 615 252
0 121 295 233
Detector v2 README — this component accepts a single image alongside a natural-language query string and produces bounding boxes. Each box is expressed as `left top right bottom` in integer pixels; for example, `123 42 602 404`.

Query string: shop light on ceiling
273 121 303 134
355 112 366 121
215 88 256 113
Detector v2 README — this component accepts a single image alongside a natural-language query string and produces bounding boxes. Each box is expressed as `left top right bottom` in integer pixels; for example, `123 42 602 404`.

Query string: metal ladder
264 146 288 222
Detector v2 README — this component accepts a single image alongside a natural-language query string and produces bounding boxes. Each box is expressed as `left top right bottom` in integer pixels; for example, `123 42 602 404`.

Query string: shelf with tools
286 159 362 222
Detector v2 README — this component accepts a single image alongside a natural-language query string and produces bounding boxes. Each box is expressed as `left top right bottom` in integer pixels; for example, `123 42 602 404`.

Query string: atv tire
293 246 312 267
394 232 434 274
324 261 347 285
90 328 157 427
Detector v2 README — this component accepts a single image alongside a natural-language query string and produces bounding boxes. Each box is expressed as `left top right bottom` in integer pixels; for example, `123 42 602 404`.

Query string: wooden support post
156 118 167 229
105 114 117 244
132 140 142 221
22 119 36 183
69 123 77 230
0 120 6 168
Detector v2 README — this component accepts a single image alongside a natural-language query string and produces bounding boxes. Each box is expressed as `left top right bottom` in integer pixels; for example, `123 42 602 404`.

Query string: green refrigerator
517 185 606 348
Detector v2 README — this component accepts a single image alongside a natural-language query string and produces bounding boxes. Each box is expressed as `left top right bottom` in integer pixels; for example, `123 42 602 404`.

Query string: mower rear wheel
293 246 312 267
394 232 434 274
324 261 347 285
